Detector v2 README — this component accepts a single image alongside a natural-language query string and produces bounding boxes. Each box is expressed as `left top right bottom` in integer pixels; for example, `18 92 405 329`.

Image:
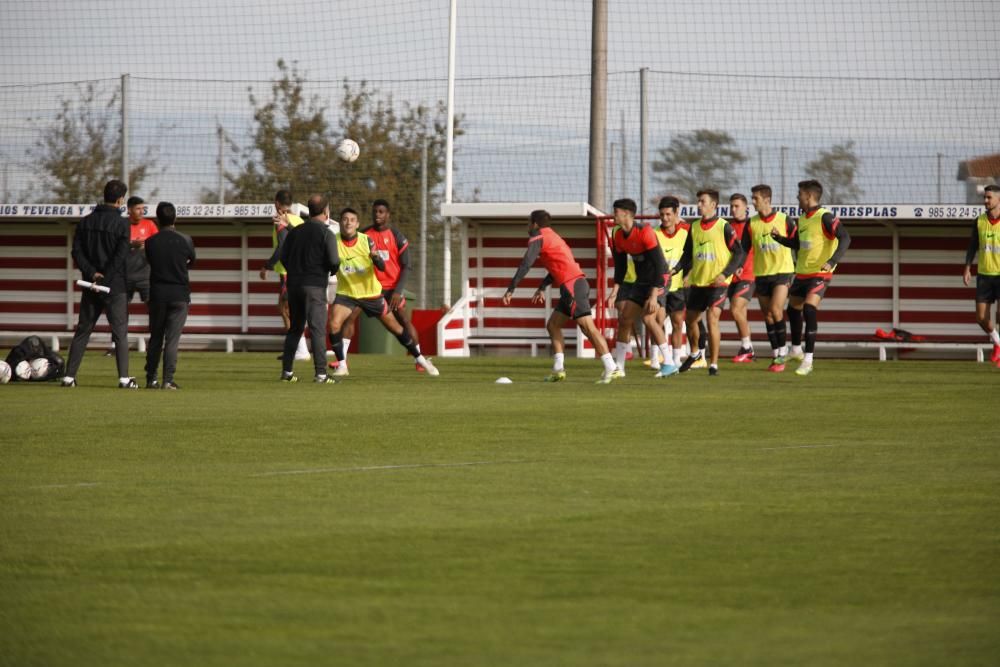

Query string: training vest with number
336 234 382 299
656 223 689 292
688 218 732 287
272 214 304 275
795 207 839 277
975 213 1000 276
749 211 795 276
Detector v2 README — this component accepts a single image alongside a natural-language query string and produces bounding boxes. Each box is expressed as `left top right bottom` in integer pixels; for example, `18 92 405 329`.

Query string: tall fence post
121 74 130 189
639 67 648 214
420 137 428 308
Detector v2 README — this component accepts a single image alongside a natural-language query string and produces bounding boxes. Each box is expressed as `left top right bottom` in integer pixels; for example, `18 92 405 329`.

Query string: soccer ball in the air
335 138 360 163
14 360 32 381
30 357 50 380
0 360 10 384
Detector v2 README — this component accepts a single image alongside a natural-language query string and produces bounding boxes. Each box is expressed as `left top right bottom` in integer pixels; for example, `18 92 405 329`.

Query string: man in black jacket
144 202 196 390
279 193 340 383
62 179 136 388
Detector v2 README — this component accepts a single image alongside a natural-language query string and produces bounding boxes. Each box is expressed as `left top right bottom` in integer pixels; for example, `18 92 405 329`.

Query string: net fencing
1 1 998 305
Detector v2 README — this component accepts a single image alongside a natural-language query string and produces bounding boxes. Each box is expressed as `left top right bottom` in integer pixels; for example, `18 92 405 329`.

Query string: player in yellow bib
674 189 745 376
327 208 439 377
962 184 1000 365
645 196 690 376
771 180 851 375
749 184 797 372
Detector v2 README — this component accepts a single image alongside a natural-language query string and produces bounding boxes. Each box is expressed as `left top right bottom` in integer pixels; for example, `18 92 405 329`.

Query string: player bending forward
327 208 438 377
502 209 620 384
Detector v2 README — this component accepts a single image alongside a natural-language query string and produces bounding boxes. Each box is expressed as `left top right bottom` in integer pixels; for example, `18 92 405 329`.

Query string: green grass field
1 352 998 666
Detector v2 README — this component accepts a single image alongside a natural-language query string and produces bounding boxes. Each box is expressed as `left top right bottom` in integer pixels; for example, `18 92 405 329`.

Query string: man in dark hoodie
61 179 136 388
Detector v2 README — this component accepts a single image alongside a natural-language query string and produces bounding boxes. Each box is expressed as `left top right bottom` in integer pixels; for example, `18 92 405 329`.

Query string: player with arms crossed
772 179 851 376
604 198 671 376
748 184 797 372
328 208 438 377
502 209 619 384
962 184 1000 366
674 189 745 376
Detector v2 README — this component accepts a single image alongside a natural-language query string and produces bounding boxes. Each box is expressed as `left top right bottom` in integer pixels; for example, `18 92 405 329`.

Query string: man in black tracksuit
144 202 196 390
62 179 135 388
279 193 340 383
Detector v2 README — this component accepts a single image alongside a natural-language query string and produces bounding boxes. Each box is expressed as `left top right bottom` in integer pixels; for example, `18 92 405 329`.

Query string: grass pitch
1 353 998 666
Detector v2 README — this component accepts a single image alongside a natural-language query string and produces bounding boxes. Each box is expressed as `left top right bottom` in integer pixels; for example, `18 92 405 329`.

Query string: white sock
600 352 616 373
772 347 780 358
119 376 130 384
709 363 718 371
990 330 1000 346
553 352 565 372
673 348 683 366
804 352 814 364
780 345 789 357
342 338 351 362
657 343 672 366
691 349 703 360
614 341 629 371
791 345 803 355
741 336 752 349
63 375 74 383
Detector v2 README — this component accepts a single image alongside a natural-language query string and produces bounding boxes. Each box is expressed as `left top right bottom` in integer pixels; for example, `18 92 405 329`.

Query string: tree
211 60 461 244
27 82 159 202
651 129 747 199
805 141 862 203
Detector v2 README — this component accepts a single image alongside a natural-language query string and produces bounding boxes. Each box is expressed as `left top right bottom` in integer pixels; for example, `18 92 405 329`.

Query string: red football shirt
363 225 408 290
728 218 754 281
533 227 585 288
130 218 159 243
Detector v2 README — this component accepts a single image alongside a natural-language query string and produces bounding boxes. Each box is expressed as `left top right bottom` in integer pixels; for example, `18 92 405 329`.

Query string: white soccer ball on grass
14 360 32 381
29 357 50 380
0 360 11 384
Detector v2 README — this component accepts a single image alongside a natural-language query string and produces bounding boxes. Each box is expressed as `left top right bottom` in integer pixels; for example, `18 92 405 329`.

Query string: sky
1 0 997 204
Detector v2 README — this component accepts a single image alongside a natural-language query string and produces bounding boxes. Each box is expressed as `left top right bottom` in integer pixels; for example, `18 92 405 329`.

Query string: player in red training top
604 198 670 377
106 195 158 356
727 192 756 362
502 210 620 383
340 199 424 371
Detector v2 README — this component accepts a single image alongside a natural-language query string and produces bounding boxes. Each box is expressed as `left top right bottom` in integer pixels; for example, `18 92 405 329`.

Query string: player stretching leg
749 184 796 372
773 180 851 376
963 184 1000 366
502 209 619 383
328 208 438 377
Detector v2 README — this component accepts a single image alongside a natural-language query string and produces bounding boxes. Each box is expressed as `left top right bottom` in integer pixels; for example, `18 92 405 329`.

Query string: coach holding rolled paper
278 193 340 383
61 179 136 389
144 202 196 390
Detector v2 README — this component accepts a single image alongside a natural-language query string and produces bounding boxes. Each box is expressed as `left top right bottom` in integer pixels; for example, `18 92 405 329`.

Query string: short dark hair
798 179 824 200
155 202 176 227
530 209 552 227
103 179 127 203
658 196 680 211
372 198 391 211
126 196 144 209
696 189 720 204
751 184 773 199
307 194 328 218
985 184 1000 194
274 190 293 207
340 207 359 220
612 198 637 214
729 193 748 205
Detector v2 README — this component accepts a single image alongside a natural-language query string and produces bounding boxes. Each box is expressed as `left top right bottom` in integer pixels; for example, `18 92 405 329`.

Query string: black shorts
754 273 794 298
127 280 150 303
554 277 592 319
334 293 388 318
790 276 830 300
658 289 686 314
686 286 727 313
976 274 1000 304
727 279 755 303
617 282 655 307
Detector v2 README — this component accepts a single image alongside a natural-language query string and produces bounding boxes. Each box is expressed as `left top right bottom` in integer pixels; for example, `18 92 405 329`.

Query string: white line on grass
251 460 534 478
760 445 838 451
34 482 102 489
